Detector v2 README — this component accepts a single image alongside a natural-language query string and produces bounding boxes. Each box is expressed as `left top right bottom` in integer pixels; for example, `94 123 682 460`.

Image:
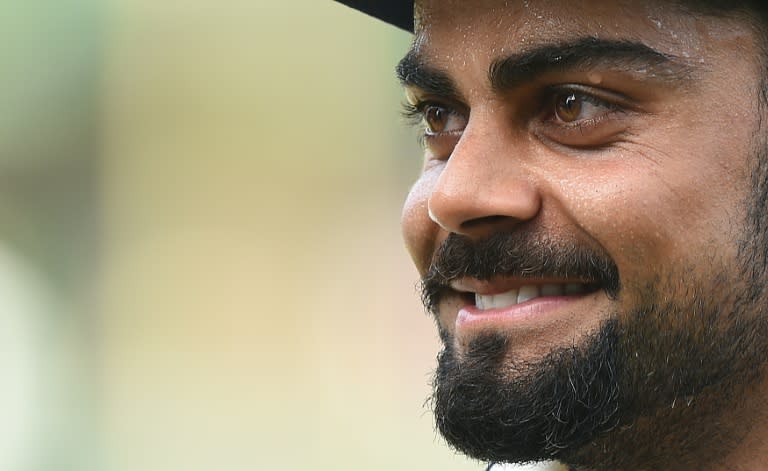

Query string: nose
427 126 541 238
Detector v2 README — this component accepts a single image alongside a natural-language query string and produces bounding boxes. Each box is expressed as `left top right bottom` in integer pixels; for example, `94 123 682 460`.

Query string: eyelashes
401 101 427 129
401 101 429 147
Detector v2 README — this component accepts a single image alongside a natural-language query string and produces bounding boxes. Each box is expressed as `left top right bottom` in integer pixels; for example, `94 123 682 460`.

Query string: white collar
487 462 563 471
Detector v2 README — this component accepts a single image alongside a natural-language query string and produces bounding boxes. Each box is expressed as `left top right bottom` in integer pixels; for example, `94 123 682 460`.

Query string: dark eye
555 93 583 122
424 105 448 133
551 91 617 125
422 104 467 136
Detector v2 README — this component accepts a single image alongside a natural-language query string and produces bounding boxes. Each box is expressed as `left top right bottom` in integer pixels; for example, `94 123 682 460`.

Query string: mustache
420 231 621 314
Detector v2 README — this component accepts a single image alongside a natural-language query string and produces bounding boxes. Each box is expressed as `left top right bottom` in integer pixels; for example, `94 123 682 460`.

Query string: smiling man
334 1 768 470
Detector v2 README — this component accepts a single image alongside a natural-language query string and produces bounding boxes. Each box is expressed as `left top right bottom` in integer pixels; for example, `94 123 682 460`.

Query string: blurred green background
0 0 483 469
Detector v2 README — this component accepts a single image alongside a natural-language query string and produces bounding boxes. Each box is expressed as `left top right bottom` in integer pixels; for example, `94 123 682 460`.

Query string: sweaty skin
400 0 768 469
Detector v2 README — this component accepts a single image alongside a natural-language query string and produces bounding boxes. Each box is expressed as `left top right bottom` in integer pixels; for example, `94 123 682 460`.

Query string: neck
566 371 768 470
712 381 768 471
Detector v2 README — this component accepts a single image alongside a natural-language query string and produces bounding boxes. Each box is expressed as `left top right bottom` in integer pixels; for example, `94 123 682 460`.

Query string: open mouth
456 281 602 311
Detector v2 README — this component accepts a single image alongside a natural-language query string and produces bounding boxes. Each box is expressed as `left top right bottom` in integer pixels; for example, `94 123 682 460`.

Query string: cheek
556 145 747 290
401 170 441 274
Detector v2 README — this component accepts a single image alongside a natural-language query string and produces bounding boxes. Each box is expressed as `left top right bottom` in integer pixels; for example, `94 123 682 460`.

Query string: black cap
334 0 414 32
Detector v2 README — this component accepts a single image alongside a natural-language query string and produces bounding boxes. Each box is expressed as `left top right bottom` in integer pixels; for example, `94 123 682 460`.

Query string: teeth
565 283 586 295
474 283 589 311
494 290 518 307
516 285 540 303
475 289 518 310
541 284 564 297
476 292 486 310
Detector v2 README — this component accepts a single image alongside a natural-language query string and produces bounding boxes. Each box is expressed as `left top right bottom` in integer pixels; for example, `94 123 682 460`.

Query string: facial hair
424 227 768 469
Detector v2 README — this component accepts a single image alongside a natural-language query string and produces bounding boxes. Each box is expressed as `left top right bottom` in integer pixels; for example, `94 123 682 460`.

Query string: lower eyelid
422 131 463 158
539 118 631 148
445 116 468 133
425 129 464 139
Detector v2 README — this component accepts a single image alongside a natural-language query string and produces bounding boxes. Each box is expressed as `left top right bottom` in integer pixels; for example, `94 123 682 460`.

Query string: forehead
412 0 758 68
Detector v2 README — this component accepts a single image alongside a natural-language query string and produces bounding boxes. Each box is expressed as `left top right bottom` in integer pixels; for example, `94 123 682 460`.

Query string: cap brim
334 0 414 32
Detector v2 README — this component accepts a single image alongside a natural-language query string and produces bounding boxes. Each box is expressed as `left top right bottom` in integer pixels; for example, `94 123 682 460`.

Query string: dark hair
677 1 768 38
677 0 768 95
680 0 767 14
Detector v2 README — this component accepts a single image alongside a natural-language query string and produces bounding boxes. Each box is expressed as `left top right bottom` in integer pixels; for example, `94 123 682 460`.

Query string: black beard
433 319 622 463
426 231 768 469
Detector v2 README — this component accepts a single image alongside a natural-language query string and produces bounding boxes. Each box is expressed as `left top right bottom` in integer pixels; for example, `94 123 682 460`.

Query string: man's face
399 0 768 467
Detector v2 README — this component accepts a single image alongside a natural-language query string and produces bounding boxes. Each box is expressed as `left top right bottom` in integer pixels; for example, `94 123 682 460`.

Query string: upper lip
449 277 596 295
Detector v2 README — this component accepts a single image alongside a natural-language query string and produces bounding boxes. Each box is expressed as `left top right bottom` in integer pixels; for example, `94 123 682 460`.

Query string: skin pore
399 0 768 469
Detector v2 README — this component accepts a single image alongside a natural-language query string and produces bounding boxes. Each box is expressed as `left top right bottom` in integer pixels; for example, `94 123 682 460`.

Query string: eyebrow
396 37 693 97
489 37 691 91
396 48 461 100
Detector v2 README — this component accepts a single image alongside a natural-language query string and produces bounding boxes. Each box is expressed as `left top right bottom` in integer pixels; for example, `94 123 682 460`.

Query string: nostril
460 215 509 230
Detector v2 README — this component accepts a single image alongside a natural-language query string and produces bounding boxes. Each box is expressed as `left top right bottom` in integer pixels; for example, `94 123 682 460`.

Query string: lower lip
456 295 587 332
